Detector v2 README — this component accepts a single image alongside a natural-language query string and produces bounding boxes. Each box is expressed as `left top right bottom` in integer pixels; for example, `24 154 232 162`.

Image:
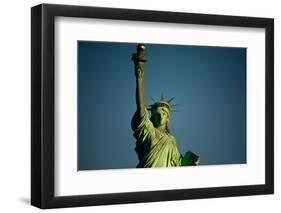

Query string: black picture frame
31 3 274 209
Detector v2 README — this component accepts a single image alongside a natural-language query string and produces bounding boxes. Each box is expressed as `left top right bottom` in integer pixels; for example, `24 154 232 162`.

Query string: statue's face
151 106 169 127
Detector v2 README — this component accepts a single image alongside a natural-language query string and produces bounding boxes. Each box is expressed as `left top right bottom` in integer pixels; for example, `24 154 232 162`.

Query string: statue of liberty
131 44 199 168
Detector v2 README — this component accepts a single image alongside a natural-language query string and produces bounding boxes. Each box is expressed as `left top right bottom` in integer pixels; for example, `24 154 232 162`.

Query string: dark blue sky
78 41 246 170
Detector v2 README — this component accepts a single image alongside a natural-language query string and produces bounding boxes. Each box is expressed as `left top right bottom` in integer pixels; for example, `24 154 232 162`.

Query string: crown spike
170 104 180 107
160 92 164 101
151 97 156 103
167 97 175 103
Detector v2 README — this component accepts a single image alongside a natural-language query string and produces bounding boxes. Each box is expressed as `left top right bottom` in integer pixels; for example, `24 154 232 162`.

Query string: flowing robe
131 109 183 168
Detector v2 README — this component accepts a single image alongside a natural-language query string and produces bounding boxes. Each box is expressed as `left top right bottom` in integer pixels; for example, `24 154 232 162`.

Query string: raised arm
132 44 147 117
135 62 145 116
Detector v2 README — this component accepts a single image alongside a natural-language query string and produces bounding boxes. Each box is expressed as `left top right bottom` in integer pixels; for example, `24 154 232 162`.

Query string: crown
147 93 180 112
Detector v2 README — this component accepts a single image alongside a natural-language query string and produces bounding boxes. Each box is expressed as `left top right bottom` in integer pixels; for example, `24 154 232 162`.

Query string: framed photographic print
31 3 274 209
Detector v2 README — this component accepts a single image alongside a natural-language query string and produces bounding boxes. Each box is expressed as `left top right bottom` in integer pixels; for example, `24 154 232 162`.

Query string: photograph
78 41 246 170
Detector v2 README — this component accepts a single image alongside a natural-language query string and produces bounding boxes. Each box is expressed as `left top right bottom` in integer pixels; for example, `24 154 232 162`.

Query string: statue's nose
156 113 162 119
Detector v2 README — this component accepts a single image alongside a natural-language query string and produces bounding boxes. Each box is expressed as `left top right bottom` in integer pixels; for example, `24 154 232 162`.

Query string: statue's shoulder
167 133 176 141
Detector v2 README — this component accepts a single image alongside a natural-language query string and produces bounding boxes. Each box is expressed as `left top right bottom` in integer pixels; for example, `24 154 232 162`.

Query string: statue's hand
135 64 144 79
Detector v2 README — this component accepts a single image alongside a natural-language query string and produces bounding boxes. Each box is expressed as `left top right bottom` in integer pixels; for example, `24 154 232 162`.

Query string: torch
131 44 147 64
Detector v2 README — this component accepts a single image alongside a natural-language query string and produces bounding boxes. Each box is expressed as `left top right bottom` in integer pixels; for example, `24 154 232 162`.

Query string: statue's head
148 95 179 133
150 104 170 132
